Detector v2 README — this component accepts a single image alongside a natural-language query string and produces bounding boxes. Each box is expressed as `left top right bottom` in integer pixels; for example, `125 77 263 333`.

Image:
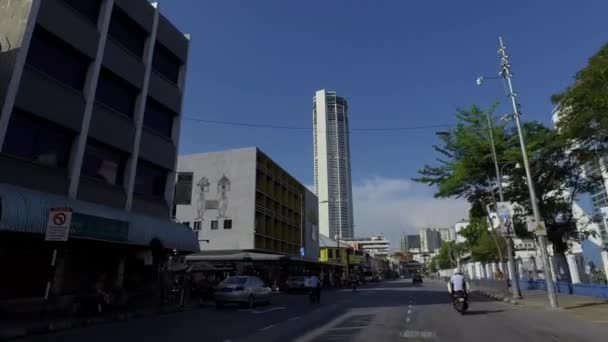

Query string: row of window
1 110 168 198
184 220 232 231
62 0 182 84
26 25 178 138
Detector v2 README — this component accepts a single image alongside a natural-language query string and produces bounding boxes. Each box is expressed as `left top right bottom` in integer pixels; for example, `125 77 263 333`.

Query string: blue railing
519 279 608 299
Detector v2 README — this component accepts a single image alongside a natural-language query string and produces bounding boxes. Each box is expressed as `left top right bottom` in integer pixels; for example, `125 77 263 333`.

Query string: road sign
299 247 305 257
526 216 547 236
496 201 514 235
45 208 72 241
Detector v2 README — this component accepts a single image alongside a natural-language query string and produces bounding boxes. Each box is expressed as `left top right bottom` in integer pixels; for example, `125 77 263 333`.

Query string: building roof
319 234 352 248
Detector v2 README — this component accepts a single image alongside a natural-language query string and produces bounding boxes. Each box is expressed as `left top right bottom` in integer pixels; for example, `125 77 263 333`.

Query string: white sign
496 201 514 235
45 208 73 241
526 216 547 236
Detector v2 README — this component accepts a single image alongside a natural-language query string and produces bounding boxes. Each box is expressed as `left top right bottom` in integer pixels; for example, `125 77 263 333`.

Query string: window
152 43 181 84
62 0 102 24
81 140 127 185
134 160 167 198
328 249 333 258
107 7 146 58
174 172 193 205
193 221 201 231
96 69 137 116
210 220 218 230
2 110 72 168
182 222 190 227
144 98 175 138
26 25 90 91
224 220 232 230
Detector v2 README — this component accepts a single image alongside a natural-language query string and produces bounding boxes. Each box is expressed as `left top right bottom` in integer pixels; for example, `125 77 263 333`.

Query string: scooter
452 291 468 315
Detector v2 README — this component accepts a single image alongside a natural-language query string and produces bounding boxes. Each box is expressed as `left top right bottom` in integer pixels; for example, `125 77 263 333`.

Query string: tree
415 105 595 281
552 43 608 160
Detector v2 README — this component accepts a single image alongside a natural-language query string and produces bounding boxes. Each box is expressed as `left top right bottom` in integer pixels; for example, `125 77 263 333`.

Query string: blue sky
160 0 607 243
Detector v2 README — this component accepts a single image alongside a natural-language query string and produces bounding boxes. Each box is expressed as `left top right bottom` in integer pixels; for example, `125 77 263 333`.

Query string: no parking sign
45 208 73 241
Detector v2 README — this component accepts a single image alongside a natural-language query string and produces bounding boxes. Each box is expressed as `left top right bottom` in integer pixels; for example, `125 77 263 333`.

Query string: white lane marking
288 316 301 321
251 306 285 314
408 305 412 308
259 324 275 331
406 317 411 323
407 310 412 314
222 340 232 342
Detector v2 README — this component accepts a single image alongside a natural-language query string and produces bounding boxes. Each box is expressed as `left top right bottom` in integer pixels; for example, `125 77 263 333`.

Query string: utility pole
485 111 522 298
498 36 558 309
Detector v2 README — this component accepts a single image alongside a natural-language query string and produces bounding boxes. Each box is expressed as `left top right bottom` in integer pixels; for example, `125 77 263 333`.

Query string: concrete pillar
115 257 126 288
548 255 557 282
566 253 581 284
52 254 67 295
474 262 483 279
467 263 475 279
601 251 608 284
491 262 498 278
530 256 538 280
517 259 525 280
485 263 493 279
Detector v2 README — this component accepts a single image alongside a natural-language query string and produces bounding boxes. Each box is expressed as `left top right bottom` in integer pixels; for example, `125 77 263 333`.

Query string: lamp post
478 37 557 308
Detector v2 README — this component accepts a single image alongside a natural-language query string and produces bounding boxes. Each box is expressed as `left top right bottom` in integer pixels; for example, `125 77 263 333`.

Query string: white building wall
176 148 257 251
454 221 469 244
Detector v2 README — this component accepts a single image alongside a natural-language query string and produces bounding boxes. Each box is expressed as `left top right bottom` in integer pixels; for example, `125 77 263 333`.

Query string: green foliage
553 43 608 159
470 231 505 262
415 104 594 257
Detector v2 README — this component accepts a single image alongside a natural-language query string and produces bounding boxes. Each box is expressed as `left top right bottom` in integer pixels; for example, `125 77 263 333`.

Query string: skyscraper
313 89 354 239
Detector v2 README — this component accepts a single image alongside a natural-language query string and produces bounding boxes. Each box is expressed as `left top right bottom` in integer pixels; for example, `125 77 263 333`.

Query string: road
22 279 608 342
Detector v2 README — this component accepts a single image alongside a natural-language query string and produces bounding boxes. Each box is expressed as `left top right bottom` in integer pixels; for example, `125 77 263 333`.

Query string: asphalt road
21 279 608 342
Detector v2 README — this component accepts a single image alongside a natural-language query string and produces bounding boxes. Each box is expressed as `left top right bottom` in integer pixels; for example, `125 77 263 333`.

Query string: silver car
214 276 271 309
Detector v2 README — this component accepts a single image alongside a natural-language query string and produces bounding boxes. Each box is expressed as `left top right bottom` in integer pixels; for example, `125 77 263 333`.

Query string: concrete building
400 234 421 252
0 0 196 302
419 228 442 253
313 89 354 240
175 148 320 259
439 227 456 243
344 235 390 259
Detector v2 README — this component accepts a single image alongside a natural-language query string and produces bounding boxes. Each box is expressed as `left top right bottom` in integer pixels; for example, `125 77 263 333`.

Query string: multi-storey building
419 228 442 253
439 227 456 243
0 0 196 301
400 234 421 252
344 235 390 259
175 148 319 259
313 89 354 239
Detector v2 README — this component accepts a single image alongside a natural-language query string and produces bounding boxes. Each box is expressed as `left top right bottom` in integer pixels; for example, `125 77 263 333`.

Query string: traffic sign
526 216 547 236
45 208 72 241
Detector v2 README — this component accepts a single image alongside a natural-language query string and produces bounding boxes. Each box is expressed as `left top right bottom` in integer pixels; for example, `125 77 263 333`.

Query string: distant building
313 89 354 239
344 235 390 259
419 228 442 252
175 147 319 259
439 227 456 243
400 234 421 252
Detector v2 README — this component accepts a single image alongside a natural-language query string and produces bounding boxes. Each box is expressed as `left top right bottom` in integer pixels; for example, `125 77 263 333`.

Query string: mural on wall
195 174 231 220
196 177 210 220
218 174 231 218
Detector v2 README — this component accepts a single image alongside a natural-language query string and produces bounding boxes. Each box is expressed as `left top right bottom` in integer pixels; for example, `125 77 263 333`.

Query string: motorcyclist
447 268 469 304
305 272 321 303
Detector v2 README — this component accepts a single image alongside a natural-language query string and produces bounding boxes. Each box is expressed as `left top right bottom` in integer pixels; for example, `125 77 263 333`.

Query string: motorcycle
452 291 468 315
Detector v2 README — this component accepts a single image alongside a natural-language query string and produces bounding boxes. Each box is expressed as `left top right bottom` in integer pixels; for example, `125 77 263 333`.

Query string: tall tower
313 89 354 239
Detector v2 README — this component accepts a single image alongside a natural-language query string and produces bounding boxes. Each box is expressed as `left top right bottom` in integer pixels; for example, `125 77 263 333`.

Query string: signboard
496 201 514 235
526 216 547 236
69 213 130 242
45 208 73 241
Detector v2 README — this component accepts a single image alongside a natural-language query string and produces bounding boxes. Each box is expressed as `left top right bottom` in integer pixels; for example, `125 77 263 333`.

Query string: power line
182 116 455 132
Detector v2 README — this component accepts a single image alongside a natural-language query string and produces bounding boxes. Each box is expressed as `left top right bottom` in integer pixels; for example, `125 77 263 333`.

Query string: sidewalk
474 286 608 325
0 299 203 341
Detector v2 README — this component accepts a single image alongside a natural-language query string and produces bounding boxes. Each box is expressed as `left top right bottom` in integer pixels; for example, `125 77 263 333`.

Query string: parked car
412 274 423 284
214 276 271 309
285 276 308 293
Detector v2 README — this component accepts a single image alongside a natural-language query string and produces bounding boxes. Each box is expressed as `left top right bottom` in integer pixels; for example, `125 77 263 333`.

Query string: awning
0 183 199 252
186 252 290 262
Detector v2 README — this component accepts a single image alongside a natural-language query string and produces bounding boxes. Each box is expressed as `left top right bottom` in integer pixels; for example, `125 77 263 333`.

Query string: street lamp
477 36 558 308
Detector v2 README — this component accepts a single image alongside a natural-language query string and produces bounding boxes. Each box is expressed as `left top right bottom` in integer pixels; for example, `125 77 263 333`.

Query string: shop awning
0 183 199 252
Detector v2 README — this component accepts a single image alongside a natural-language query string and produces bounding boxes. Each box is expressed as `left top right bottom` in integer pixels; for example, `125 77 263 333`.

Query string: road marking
406 317 411 323
407 310 412 314
251 306 285 314
259 324 275 331
222 340 232 342
288 316 301 321
408 305 412 308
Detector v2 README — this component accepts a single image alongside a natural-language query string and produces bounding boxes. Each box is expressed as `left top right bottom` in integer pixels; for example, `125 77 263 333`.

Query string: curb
0 305 198 341
476 289 520 306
